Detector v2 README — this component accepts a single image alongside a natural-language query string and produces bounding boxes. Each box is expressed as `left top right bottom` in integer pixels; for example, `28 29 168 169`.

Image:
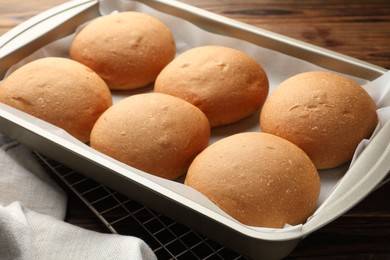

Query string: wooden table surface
1 0 389 259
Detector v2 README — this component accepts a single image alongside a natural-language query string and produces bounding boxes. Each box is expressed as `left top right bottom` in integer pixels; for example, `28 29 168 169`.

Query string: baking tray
1 0 389 259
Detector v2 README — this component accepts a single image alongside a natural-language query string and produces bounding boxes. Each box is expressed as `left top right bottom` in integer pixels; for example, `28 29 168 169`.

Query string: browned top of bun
90 93 210 180
155 45 268 127
0 57 112 142
185 132 320 228
260 71 378 169
70 11 176 90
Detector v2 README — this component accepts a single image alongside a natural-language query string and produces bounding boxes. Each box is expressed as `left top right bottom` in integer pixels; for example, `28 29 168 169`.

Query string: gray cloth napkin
0 134 156 260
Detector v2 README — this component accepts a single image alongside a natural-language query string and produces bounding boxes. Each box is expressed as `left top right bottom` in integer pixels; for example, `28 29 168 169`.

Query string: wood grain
179 0 390 70
1 0 389 258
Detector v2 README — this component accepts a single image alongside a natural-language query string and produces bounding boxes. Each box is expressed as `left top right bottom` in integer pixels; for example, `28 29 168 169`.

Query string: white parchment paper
3 0 390 232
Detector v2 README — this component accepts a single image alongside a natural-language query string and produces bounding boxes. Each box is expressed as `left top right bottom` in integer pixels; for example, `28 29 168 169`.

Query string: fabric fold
0 134 156 260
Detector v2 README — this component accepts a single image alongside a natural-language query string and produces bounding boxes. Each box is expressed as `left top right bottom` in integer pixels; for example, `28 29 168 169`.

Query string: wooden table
1 0 389 258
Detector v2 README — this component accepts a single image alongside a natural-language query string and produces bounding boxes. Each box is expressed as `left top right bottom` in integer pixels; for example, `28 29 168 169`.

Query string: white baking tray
1 0 389 259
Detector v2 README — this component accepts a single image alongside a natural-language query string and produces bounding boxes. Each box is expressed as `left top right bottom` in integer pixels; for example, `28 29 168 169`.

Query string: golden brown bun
154 45 269 127
185 132 320 228
260 71 378 169
0 57 112 142
70 12 176 90
90 93 210 180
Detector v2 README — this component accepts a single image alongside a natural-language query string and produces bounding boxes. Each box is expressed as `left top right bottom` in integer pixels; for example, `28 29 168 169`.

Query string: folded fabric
0 135 67 219
0 134 156 260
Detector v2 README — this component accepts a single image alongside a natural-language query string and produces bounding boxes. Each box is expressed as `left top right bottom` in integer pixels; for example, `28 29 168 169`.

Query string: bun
260 71 378 169
185 132 320 228
70 12 176 90
90 93 210 180
0 57 112 142
154 45 268 127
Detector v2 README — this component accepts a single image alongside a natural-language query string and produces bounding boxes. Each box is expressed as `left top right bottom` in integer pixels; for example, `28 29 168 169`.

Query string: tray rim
1 0 389 258
0 0 387 80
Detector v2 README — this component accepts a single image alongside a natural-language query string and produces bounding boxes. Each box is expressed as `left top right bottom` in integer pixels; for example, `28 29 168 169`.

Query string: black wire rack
34 152 247 260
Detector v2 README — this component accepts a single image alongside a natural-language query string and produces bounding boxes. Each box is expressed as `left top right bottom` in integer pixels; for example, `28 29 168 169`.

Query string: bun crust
90 93 210 180
70 12 176 90
0 57 112 142
185 132 320 228
260 71 378 169
154 46 269 127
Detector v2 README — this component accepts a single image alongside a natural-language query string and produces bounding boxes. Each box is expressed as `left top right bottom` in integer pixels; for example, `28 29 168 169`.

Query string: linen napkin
0 134 156 260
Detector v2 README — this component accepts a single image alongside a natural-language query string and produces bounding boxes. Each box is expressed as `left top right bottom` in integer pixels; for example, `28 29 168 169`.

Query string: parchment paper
3 0 389 232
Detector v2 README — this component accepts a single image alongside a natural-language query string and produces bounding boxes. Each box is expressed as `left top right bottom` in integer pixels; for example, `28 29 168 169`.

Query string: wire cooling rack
34 152 246 260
